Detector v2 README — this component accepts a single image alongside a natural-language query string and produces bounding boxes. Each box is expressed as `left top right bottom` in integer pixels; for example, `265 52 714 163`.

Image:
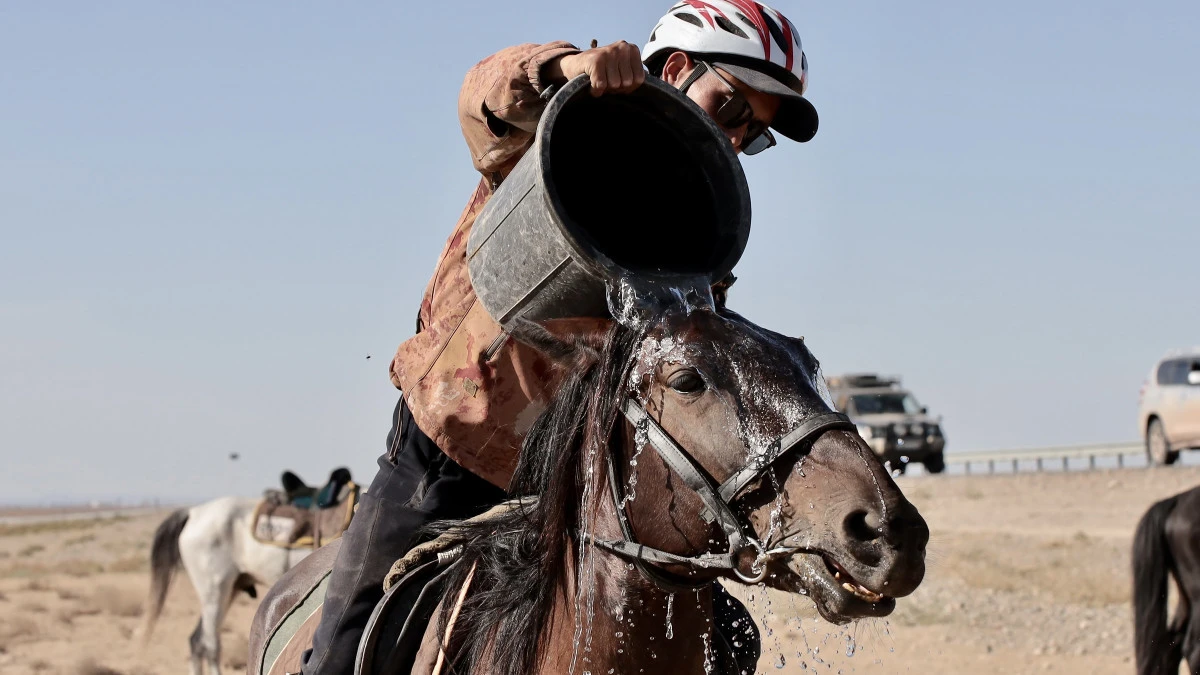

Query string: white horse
142 496 314 675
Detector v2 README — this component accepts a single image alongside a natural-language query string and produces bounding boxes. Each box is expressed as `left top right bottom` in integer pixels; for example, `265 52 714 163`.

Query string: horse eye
667 370 706 394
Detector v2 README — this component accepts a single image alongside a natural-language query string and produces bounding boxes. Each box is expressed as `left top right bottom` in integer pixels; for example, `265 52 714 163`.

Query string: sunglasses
698 61 777 156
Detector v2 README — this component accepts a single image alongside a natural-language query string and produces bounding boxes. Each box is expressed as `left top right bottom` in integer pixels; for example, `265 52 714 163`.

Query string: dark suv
826 373 947 474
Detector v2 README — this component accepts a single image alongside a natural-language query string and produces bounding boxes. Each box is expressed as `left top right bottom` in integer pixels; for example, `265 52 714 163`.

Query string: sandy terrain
1 466 1196 674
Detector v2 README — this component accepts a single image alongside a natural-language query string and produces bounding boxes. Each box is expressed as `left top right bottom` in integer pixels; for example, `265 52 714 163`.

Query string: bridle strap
620 400 750 552
583 534 736 570
600 400 853 588
717 412 855 503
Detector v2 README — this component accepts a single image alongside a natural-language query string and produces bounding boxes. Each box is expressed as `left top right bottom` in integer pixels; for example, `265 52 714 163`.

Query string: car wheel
924 453 946 474
1146 419 1179 466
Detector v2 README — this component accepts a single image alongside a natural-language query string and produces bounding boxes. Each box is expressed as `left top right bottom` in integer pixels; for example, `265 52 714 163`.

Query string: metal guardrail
944 441 1146 474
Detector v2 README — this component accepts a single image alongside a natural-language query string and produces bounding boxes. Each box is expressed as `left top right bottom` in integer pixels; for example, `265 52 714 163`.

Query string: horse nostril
844 510 883 543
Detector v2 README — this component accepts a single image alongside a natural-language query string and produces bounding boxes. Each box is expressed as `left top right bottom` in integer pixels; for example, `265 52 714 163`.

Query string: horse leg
180 530 239 675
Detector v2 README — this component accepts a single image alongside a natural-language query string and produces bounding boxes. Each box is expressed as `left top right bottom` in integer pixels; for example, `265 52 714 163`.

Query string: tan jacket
389 41 609 490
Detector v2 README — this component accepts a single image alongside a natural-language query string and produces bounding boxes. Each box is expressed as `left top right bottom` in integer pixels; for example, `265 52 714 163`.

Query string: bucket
465 73 751 328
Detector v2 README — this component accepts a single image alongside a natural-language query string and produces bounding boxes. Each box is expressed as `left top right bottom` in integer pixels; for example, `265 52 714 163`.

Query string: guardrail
944 441 1146 474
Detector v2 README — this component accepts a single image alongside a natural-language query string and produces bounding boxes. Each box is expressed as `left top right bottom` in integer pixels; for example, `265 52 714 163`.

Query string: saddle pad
251 482 359 549
261 570 331 675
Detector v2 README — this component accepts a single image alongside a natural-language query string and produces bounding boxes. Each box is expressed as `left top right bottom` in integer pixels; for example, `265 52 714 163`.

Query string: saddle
253 501 524 675
253 498 746 674
251 468 360 550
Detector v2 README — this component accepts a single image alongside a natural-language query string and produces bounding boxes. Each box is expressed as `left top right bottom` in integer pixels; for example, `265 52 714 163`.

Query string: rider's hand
552 40 646 97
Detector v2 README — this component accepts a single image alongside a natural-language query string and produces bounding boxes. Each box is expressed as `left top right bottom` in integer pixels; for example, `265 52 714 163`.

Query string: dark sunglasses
698 61 777 156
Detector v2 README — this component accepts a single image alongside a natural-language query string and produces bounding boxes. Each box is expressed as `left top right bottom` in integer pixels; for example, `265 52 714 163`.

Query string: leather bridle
583 397 854 590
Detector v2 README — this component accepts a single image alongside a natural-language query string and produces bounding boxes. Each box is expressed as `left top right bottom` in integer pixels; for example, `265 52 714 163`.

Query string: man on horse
300 2 820 672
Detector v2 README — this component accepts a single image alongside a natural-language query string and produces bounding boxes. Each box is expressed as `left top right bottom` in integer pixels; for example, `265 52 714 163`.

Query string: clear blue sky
2 1 1197 504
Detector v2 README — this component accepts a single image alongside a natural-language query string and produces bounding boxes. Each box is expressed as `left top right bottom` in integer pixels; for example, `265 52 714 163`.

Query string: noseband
584 398 854 590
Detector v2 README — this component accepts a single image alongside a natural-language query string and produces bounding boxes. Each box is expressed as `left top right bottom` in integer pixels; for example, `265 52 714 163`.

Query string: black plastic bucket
466 73 751 328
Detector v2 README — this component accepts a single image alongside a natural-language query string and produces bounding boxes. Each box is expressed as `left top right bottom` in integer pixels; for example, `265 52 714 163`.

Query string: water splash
664 593 675 640
569 433 605 675
605 273 714 330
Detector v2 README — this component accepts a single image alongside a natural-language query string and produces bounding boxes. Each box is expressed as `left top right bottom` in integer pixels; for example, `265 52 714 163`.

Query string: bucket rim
535 73 752 286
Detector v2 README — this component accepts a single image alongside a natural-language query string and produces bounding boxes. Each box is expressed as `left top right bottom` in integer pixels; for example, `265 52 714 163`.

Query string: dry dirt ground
1 466 1197 674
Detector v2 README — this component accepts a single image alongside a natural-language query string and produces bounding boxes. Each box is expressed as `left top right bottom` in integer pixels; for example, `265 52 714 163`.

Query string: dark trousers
301 396 506 674
301 395 760 674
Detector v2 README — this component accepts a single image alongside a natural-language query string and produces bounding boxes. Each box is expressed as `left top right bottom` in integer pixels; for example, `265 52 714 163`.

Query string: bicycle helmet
643 0 817 142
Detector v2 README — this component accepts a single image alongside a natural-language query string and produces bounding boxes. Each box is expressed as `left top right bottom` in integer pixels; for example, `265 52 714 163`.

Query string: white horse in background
141 496 315 675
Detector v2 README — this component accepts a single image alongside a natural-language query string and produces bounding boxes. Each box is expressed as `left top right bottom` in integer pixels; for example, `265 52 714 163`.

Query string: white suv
1139 348 1200 465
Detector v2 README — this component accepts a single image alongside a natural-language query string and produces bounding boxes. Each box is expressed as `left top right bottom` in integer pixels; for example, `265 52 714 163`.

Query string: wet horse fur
1133 483 1200 675
409 309 929 675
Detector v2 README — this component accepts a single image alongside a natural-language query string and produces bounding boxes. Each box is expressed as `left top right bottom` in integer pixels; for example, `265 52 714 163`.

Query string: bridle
584 396 854 590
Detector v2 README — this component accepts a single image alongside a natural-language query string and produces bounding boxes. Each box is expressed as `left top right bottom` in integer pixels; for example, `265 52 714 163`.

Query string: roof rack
825 372 902 389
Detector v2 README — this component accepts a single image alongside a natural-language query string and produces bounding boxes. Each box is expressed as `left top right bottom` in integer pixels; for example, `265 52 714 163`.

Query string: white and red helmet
642 1 818 142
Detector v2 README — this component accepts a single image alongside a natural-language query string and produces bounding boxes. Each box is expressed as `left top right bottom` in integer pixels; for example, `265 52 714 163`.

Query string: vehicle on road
1138 348 1200 466
826 373 946 474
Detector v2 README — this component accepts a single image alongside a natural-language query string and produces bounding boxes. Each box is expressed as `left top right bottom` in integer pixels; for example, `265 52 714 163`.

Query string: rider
301 2 818 672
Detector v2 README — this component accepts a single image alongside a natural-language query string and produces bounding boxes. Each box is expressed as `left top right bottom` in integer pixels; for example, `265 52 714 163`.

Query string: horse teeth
842 582 855 592
834 571 842 580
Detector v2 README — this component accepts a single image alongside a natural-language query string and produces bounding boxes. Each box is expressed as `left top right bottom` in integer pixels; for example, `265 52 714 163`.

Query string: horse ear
507 316 611 370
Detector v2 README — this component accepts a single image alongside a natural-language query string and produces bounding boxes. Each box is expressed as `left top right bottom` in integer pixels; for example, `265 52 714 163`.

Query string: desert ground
1 465 1196 675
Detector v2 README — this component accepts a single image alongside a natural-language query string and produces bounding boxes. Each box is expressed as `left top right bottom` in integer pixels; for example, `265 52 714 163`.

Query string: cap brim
712 62 819 143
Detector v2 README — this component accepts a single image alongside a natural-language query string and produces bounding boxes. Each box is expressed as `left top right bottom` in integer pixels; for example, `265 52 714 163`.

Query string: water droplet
775 654 787 669
615 631 623 638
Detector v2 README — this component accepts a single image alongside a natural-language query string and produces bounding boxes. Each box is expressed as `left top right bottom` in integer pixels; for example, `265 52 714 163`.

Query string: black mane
426 321 643 675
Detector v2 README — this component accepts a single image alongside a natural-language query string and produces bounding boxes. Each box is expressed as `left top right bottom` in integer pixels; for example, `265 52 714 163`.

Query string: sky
1 1 1197 505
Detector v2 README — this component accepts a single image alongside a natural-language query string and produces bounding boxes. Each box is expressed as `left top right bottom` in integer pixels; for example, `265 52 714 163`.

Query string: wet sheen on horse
1132 483 1200 675
250 308 929 675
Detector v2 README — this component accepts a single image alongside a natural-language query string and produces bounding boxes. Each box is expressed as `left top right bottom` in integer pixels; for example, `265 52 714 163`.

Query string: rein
583 398 854 590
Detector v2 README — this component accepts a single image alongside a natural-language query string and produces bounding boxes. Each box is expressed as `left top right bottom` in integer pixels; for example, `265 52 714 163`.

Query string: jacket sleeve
458 41 581 178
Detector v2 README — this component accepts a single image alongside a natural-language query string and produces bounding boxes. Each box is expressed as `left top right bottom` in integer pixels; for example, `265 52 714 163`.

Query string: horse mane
426 320 644 675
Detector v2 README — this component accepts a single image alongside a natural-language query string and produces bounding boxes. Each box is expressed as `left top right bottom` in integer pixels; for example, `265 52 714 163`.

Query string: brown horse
250 308 929 675
1133 483 1200 675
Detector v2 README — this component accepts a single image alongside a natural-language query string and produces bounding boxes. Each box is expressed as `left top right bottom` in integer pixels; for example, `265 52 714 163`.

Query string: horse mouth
782 551 896 624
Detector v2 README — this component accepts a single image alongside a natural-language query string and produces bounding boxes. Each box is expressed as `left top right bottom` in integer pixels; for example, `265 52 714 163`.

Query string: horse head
600 307 928 624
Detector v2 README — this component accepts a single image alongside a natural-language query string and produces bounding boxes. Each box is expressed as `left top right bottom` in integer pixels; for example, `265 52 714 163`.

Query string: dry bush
0 515 128 538
30 659 53 672
19 601 48 613
106 554 147 573
21 578 51 592
56 586 83 601
74 660 125 675
0 590 8 601
0 615 38 648
64 534 97 546
89 585 144 618
18 544 46 558
55 604 101 625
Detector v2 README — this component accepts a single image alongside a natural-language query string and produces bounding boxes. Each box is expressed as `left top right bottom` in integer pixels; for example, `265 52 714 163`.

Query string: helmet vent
714 15 749 39
763 13 788 53
672 12 704 28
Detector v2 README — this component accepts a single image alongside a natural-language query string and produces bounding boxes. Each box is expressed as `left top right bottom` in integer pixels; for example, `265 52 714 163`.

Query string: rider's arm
458 41 581 178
